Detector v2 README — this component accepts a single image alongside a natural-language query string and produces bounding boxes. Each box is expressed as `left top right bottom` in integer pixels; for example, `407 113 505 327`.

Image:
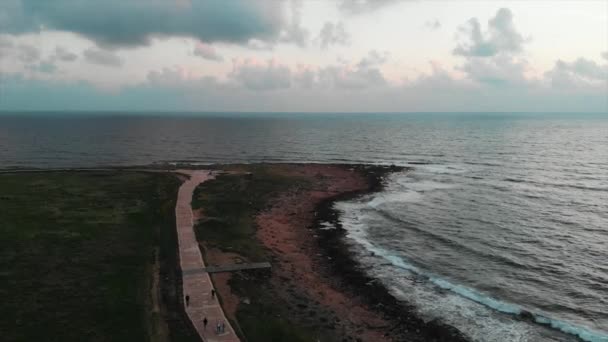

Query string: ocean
1 112 607 341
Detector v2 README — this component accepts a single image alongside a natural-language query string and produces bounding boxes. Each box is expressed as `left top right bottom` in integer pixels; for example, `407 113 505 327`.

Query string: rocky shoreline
312 164 469 342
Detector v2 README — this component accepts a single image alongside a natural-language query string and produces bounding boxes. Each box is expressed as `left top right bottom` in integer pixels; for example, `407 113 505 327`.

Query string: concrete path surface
175 170 240 342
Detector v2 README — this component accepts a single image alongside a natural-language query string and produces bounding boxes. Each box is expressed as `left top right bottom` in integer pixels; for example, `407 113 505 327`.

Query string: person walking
211 289 215 299
185 295 190 307
203 317 208 330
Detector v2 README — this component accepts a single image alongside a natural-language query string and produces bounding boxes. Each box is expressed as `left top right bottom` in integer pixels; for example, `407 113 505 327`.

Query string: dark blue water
1 112 607 341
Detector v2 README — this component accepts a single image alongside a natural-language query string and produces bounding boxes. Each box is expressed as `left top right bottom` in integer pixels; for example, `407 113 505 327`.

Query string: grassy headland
0 171 195 342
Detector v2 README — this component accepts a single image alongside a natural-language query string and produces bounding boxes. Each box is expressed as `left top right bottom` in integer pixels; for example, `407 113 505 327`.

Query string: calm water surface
1 112 607 341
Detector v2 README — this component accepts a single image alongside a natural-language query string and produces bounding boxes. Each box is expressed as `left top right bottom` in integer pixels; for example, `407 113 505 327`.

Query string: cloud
459 55 528 86
2 62 606 113
52 46 78 62
193 42 223 62
454 8 525 57
0 0 285 47
230 59 292 90
0 41 41 63
545 58 607 88
17 44 40 63
425 19 441 30
315 51 388 89
0 36 13 48
317 22 350 49
278 0 309 47
227 51 389 92
292 65 316 88
0 37 12 57
147 67 219 88
452 8 532 87
339 0 404 14
319 65 386 89
357 50 388 69
31 61 57 73
83 48 122 67
246 39 275 51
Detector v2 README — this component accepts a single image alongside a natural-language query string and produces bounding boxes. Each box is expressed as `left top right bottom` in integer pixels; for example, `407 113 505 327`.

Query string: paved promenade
175 170 240 342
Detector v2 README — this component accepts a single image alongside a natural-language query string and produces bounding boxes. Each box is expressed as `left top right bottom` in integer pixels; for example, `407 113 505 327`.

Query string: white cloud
357 50 388 69
52 46 78 62
83 48 123 67
452 8 533 87
147 66 218 87
230 59 292 90
246 39 275 51
193 42 223 61
279 0 309 47
425 19 441 30
31 61 57 74
17 44 40 63
545 58 607 88
317 22 350 49
312 51 388 89
339 0 404 14
0 36 14 58
318 65 386 89
224 51 389 91
454 8 525 57
460 55 529 86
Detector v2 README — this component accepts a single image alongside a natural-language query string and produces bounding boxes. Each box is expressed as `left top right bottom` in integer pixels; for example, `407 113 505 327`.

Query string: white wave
534 316 608 342
336 199 608 342
318 221 336 230
366 191 422 208
410 163 468 175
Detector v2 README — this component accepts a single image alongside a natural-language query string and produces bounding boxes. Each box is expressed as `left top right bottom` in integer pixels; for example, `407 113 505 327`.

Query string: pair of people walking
202 317 225 335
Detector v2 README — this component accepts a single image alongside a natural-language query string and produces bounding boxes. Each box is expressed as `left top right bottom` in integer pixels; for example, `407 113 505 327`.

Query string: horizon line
0 110 606 115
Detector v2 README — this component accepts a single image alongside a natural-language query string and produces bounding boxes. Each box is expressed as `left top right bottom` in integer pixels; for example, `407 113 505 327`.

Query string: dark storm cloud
0 0 284 47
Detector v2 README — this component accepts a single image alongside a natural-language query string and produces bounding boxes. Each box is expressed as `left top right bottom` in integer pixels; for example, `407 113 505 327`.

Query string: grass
228 273 315 342
192 166 308 262
0 171 182 342
192 165 315 342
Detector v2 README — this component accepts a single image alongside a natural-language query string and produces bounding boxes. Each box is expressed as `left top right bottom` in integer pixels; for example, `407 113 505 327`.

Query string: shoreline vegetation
0 164 468 342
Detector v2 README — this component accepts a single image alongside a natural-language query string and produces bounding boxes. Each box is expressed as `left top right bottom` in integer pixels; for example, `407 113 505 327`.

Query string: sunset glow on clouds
0 0 606 112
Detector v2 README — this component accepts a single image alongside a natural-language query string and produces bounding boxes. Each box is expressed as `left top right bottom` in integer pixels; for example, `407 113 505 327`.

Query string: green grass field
0 171 182 342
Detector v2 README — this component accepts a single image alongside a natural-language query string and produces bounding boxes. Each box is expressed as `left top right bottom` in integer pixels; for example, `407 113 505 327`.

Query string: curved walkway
175 170 240 342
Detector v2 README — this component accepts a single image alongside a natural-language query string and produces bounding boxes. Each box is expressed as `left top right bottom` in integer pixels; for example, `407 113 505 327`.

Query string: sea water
1 112 606 341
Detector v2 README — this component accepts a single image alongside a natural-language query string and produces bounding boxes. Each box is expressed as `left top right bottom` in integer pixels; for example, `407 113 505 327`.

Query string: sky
0 0 606 112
